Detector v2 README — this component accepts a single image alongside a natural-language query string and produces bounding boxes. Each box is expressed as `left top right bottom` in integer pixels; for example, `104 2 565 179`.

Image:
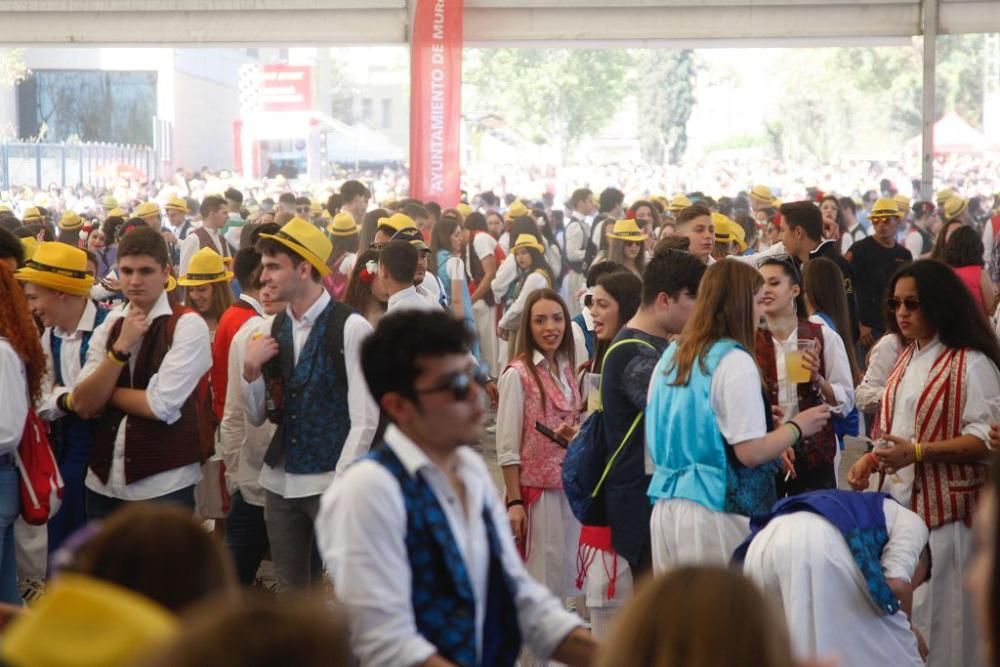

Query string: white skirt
743 512 923 666
525 489 582 598
650 497 750 573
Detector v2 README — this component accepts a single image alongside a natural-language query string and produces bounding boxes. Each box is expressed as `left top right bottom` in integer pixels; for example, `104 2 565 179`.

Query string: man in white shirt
316 310 598 667
179 195 235 277
563 188 596 318
240 217 378 592
73 227 211 518
381 240 437 314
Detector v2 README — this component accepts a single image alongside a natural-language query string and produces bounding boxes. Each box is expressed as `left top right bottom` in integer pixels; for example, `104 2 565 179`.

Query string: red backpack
16 409 64 525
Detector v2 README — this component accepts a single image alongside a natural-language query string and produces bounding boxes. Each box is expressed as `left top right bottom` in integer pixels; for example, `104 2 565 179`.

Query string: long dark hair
803 258 861 383
821 195 846 236
758 256 807 320
514 288 574 411
886 259 1000 369
358 207 389 251
513 246 555 297
941 225 985 268
343 249 385 318
429 215 461 274
593 270 642 371
929 220 962 261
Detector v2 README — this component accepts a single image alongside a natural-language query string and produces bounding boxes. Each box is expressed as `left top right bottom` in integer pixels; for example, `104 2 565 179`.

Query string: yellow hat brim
511 242 545 255
59 220 84 231
177 270 234 287
258 233 332 277
15 268 92 297
609 232 648 242
165 275 177 292
327 224 360 237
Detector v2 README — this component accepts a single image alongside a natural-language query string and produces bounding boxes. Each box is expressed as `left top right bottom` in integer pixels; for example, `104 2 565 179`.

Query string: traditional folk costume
875 338 1000 667
737 490 928 666
647 339 777 571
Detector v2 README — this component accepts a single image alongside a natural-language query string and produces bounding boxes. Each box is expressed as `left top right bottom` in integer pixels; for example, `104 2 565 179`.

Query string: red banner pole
409 0 463 206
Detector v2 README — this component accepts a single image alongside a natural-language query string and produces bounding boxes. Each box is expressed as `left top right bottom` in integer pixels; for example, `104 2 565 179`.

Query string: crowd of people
1 173 1000 667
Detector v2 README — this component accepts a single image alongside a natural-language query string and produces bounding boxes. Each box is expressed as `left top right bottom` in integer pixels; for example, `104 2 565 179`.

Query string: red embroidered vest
509 357 581 489
755 321 836 471
879 345 985 529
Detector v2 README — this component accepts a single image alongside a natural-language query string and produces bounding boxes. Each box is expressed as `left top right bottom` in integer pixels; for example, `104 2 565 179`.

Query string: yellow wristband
914 441 923 462
106 349 126 366
65 392 74 413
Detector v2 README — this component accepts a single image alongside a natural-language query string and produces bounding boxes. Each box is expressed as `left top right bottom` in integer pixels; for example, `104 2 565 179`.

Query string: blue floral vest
733 490 901 615
646 339 778 516
369 445 521 667
262 301 352 475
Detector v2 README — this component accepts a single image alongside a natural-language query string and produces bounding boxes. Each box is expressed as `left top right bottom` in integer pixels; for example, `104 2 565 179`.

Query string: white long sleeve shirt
498 271 549 332
769 316 855 419
492 253 518 303
178 226 231 277
564 218 589 266
316 425 583 667
0 338 28 456
239 289 378 498
37 300 99 421
81 292 210 500
855 334 903 413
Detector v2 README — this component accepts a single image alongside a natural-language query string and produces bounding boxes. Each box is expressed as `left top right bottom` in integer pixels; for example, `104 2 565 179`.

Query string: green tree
636 49 697 164
0 48 27 86
464 48 632 158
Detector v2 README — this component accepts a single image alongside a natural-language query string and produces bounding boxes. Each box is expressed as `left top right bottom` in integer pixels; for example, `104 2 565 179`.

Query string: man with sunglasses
317 311 598 667
845 198 911 353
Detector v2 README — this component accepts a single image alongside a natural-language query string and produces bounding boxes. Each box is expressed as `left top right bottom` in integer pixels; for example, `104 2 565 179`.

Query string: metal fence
0 142 157 190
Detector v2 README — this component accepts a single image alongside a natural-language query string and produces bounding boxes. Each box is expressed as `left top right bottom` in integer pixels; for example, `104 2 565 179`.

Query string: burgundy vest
91 305 204 485
755 320 836 471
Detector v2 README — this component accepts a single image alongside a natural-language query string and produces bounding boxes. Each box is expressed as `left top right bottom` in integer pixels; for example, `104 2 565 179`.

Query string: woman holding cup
754 256 855 496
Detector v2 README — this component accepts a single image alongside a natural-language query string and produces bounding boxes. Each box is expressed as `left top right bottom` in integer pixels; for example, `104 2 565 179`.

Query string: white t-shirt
472 233 497 260
445 256 465 282
710 348 769 444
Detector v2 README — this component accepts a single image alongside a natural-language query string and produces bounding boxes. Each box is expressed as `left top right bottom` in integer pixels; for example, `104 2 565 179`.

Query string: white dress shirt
855 334 903 413
240 289 378 498
179 226 231 277
219 314 273 507
316 425 583 667
495 351 575 468
38 300 98 421
81 292 210 500
491 252 518 303
768 317 855 420
387 285 441 314
498 271 549 332
882 337 1000 506
564 217 589 267
0 338 28 456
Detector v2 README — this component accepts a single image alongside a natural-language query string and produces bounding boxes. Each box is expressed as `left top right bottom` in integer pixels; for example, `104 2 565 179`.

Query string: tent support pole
921 0 938 199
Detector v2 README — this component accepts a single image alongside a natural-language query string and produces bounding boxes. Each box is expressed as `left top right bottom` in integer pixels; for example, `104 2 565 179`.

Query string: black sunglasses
415 368 478 402
887 297 921 312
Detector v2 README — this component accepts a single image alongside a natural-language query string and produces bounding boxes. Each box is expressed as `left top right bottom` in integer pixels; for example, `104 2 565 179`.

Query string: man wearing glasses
317 311 598 667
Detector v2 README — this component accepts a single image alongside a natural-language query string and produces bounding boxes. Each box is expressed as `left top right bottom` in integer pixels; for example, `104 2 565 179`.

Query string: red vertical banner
409 0 463 206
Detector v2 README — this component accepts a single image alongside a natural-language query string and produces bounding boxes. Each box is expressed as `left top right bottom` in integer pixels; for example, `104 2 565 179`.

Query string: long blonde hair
596 566 795 667
669 260 763 386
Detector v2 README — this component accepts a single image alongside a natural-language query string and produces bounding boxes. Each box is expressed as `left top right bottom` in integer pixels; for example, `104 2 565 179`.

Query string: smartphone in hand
534 421 569 448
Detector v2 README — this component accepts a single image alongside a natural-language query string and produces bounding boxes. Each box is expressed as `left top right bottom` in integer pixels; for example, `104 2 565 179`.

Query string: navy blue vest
733 490 900 615
369 444 521 667
263 301 352 475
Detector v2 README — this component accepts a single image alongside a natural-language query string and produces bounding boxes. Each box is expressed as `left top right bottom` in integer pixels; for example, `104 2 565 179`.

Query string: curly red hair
0 263 45 404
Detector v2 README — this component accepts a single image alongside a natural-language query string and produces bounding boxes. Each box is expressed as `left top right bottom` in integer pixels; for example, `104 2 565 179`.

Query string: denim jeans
224 490 269 585
85 484 196 521
263 490 321 592
0 463 22 605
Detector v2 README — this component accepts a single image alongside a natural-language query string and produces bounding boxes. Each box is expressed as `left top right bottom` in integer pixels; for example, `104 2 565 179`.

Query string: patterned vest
91 306 204 485
369 445 521 667
647 339 778 516
262 301 352 475
879 344 985 529
508 357 580 489
755 321 837 473
734 490 901 616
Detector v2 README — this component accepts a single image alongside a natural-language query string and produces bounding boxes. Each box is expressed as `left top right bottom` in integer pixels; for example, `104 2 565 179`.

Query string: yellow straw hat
750 184 774 204
164 196 189 213
510 233 545 254
101 195 119 209
893 193 911 214
178 247 233 286
259 216 333 277
165 274 178 292
59 210 83 230
667 194 692 213
0 574 177 667
943 196 969 221
20 237 39 262
456 202 473 220
15 242 93 296
310 200 323 216
133 201 160 219
22 206 44 223
377 212 418 234
712 212 733 242
0 203 10 213
870 197 902 220
607 219 648 242
506 200 532 220
327 211 360 237
107 207 126 219
935 188 955 206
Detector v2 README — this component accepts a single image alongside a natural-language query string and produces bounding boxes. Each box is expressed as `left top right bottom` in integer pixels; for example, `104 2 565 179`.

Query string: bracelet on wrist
785 420 802 444
914 441 923 463
108 347 130 365
506 499 524 510
57 392 74 414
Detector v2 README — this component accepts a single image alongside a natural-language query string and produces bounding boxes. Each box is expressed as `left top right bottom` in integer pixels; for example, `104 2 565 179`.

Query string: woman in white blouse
497 234 556 353
755 256 855 495
848 259 1000 667
0 263 47 604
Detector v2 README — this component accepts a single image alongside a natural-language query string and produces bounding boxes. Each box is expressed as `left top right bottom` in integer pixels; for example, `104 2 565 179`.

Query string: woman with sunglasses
847 259 1000 667
495 289 581 665
647 260 830 571
755 255 854 496
604 220 647 279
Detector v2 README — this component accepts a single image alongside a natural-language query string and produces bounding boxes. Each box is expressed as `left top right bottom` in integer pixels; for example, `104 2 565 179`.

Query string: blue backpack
562 338 654 525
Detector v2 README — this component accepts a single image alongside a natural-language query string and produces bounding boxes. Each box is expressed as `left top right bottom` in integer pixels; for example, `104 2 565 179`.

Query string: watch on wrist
109 347 131 364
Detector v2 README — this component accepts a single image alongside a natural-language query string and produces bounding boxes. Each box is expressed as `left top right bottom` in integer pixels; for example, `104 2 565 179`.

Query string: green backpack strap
591 337 657 498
